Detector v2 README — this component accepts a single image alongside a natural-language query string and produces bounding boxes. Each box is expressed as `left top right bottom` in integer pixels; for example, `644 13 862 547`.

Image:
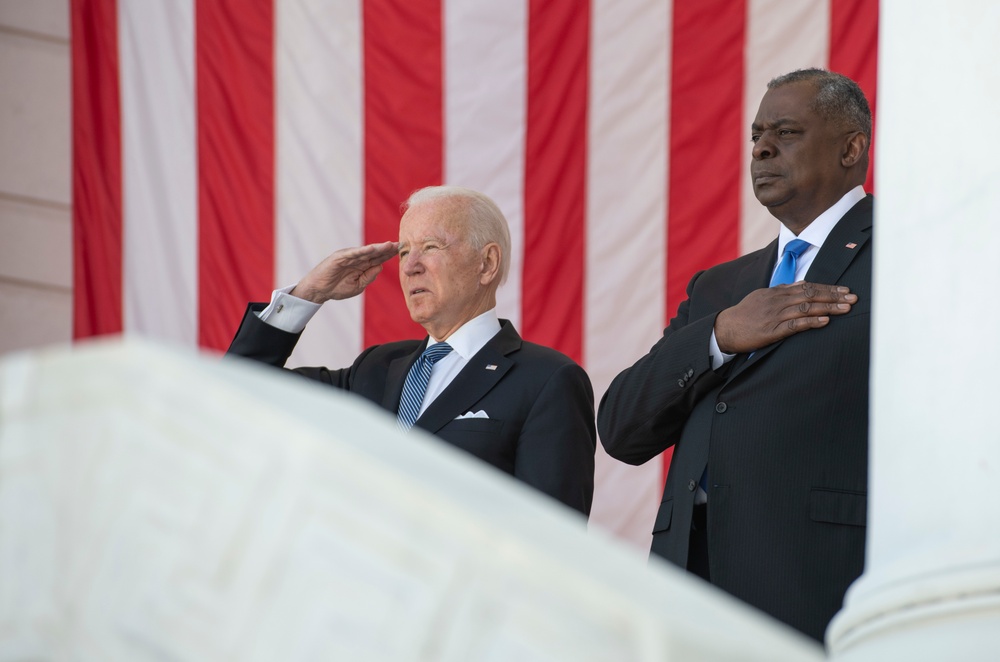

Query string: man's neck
780 185 867 236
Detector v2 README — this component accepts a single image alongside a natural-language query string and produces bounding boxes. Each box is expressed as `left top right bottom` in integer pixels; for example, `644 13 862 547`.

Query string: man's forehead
399 202 468 241
753 84 817 124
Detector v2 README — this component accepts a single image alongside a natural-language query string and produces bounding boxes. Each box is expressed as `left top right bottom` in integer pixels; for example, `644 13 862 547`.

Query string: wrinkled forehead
398 197 471 243
753 81 819 126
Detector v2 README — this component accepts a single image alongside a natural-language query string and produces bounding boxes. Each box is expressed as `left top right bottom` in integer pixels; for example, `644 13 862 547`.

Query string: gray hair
403 186 512 286
768 68 872 141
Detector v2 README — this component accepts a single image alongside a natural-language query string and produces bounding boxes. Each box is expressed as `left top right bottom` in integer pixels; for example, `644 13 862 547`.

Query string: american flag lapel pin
485 364 498 371
845 242 858 249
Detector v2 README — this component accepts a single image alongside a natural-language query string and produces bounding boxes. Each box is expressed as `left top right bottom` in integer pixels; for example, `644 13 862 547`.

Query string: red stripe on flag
666 0 746 322
362 0 443 346
522 0 589 364
830 0 879 194
664 0 746 484
196 0 275 351
71 0 122 339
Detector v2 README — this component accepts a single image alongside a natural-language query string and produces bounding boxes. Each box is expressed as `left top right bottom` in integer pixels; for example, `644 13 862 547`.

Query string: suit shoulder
515 340 586 371
706 244 771 275
356 338 422 364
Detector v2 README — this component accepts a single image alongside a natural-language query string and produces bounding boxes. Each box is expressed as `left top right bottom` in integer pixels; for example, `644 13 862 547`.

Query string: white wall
0 0 71 355
0 340 824 661
828 1 1000 658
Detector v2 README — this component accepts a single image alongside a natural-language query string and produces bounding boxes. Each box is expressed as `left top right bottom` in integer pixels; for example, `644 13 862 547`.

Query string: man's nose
752 135 774 160
401 251 421 274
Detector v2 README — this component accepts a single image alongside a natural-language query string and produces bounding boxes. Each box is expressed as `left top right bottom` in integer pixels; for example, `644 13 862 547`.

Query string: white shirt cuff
256 285 321 334
709 329 736 370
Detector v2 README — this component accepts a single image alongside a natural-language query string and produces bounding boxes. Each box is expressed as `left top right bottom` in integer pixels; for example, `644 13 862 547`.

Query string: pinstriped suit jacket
227 311 596 516
598 195 873 642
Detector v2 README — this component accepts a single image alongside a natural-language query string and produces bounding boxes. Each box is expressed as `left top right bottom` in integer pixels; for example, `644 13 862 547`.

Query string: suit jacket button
687 479 697 491
677 379 686 387
687 368 694 378
715 402 727 413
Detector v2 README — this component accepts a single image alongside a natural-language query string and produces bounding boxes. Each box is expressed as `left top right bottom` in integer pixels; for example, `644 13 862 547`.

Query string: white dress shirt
419 309 501 417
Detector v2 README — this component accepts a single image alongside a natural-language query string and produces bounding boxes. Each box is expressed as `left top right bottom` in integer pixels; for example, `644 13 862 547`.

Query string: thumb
360 264 384 287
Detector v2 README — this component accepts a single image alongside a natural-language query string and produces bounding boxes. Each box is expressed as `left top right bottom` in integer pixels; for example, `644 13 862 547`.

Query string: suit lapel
415 321 521 434
383 342 425 413
803 194 873 285
735 238 779 303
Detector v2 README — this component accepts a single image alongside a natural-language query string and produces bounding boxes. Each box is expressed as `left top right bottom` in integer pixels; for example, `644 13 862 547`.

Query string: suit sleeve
514 361 596 516
225 302 358 389
597 272 728 466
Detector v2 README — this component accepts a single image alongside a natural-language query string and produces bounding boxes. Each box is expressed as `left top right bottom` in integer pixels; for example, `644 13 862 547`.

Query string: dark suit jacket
227 308 596 516
598 195 873 641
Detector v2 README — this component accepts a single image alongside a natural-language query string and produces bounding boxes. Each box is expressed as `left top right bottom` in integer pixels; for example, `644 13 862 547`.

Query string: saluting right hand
290 241 400 304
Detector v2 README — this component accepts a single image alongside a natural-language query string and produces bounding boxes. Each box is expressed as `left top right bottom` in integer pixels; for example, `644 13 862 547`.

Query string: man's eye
750 135 760 143
399 250 409 258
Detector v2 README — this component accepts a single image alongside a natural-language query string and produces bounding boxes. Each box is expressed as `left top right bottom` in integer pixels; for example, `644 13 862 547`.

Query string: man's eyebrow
398 235 446 248
752 118 799 131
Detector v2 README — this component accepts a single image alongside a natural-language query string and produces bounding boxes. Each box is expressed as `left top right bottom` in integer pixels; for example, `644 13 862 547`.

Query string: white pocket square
456 410 489 420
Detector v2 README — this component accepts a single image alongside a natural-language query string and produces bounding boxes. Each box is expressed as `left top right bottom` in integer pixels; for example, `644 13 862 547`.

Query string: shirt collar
429 309 501 360
777 185 866 252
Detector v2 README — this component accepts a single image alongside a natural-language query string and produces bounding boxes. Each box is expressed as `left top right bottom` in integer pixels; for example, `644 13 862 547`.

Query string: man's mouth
753 171 780 185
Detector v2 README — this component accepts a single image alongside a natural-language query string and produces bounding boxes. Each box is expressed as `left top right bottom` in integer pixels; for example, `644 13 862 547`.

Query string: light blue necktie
397 342 453 429
770 238 811 287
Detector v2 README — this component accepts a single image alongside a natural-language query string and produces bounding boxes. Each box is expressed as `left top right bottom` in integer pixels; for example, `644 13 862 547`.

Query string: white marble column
828 1 1000 658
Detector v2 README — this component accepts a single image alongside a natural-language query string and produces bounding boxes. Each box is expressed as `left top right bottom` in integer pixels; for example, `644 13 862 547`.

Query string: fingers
338 241 400 265
793 299 852 317
783 314 831 333
775 282 859 334
778 282 856 322
364 240 401 258
358 263 384 288
778 281 857 304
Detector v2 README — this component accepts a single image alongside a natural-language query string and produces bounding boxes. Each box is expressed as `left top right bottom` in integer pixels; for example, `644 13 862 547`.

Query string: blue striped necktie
397 342 453 429
770 238 811 286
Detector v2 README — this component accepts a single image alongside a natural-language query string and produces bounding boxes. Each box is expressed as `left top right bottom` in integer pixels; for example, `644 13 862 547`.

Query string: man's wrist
256 285 321 333
709 326 736 370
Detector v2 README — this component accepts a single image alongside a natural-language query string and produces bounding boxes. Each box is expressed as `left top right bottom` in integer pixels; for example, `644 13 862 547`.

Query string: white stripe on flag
278 0 365 369
444 0 527 331
586 0 671 547
740 0 831 256
120 0 197 345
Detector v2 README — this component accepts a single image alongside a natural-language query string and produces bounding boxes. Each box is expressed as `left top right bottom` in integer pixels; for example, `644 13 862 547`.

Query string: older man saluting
228 186 596 516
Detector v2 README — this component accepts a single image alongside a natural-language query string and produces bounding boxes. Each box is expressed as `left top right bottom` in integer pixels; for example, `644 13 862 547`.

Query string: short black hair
769 68 872 140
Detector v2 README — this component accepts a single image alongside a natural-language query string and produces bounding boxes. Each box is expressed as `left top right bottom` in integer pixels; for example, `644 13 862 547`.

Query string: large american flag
71 0 878 548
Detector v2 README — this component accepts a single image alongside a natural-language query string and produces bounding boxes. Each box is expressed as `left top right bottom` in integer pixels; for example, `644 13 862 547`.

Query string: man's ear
480 243 501 285
842 131 869 168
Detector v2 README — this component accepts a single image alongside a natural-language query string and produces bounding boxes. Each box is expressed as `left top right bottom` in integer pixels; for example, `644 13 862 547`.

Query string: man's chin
405 306 429 327
753 190 788 210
